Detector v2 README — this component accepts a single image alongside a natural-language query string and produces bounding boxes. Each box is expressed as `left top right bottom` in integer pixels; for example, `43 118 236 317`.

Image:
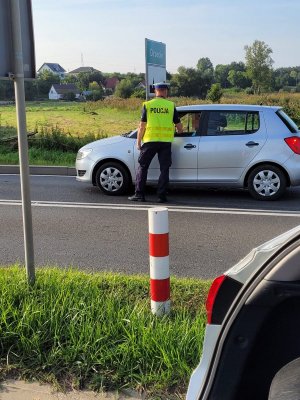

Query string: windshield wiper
121 131 132 137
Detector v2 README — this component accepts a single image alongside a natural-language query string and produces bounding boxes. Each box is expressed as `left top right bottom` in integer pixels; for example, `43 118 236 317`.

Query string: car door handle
184 144 196 149
246 141 259 147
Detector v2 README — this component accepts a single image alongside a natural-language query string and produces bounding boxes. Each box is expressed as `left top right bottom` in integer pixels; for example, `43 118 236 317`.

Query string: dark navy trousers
135 142 172 196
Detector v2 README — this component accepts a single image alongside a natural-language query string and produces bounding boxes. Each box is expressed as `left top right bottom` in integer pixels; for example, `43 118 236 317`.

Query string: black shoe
157 195 168 203
128 193 145 202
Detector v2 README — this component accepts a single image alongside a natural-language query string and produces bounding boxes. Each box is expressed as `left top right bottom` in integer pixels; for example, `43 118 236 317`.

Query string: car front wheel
248 164 287 200
95 162 130 195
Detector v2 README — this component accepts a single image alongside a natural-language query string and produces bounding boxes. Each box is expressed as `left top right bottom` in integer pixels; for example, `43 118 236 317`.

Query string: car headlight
76 148 92 160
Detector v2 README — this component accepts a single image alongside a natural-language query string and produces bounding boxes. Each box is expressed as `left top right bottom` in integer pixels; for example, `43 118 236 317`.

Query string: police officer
128 82 183 203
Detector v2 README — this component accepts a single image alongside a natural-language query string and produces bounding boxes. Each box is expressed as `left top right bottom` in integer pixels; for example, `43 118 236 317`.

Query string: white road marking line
0 199 300 217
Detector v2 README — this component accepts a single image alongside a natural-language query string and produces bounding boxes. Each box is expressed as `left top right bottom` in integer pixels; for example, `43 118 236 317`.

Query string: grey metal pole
145 38 149 101
11 0 35 285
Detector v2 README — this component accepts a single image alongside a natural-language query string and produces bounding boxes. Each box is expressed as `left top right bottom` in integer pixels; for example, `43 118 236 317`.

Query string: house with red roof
104 77 120 93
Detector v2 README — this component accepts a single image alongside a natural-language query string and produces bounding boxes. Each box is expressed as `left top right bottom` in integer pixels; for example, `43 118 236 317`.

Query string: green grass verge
0 147 76 166
0 126 105 166
0 265 210 399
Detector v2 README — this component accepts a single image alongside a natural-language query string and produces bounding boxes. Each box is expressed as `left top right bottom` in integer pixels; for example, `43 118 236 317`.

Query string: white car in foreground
76 104 300 200
186 225 300 399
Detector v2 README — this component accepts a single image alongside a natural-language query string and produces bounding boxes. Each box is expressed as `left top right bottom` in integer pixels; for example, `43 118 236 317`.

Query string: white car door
169 134 199 181
133 112 201 182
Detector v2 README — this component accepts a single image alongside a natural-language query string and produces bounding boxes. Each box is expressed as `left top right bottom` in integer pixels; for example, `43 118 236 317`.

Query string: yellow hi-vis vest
142 98 175 143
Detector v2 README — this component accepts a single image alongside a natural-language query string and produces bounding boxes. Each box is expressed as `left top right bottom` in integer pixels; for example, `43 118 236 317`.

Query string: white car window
176 112 201 137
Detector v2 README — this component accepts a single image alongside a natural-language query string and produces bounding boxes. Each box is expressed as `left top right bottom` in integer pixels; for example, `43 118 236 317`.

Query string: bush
280 86 297 93
31 126 106 152
86 90 104 101
245 87 255 95
206 83 223 103
62 92 76 101
131 87 146 99
0 125 107 154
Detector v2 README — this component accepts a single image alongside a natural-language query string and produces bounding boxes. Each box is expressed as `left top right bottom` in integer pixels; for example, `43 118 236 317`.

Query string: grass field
0 93 299 137
0 93 299 166
0 266 210 399
0 99 141 137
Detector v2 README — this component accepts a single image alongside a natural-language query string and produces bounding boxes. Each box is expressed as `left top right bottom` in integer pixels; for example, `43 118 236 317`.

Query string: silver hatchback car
76 104 300 200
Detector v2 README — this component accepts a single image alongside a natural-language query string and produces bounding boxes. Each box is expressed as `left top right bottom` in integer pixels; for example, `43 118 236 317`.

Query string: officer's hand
137 142 141 150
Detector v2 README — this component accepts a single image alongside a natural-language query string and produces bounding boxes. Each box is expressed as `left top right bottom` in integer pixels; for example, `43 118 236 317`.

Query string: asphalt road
1 174 300 279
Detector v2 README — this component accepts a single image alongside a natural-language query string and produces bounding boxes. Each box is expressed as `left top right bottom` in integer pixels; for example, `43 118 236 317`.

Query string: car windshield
276 109 299 133
126 129 137 138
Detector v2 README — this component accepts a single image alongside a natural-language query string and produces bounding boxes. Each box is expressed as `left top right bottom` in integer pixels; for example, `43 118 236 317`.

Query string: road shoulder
0 380 142 400
0 165 76 176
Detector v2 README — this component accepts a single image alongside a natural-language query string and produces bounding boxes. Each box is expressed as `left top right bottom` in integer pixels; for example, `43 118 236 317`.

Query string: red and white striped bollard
148 207 170 316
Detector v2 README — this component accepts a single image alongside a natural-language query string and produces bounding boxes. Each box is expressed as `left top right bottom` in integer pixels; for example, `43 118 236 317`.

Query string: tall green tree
36 70 61 98
114 79 135 98
244 40 274 93
171 66 207 98
196 57 214 93
290 70 299 86
227 70 251 89
76 73 91 91
114 74 143 98
214 64 231 88
24 81 38 100
228 61 247 73
89 71 105 86
0 81 14 100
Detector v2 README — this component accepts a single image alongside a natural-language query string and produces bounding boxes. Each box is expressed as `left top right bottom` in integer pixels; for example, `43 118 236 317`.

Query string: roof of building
38 63 66 73
68 66 100 74
105 77 120 89
81 90 93 95
51 84 80 94
136 81 146 88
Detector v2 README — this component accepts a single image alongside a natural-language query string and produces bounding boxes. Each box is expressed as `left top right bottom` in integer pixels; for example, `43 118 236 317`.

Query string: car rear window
276 110 299 133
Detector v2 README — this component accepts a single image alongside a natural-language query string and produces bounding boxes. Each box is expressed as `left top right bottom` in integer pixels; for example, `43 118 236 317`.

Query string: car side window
175 112 202 137
206 111 260 136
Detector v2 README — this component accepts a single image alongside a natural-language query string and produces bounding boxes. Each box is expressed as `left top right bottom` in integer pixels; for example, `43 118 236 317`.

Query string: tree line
0 40 299 102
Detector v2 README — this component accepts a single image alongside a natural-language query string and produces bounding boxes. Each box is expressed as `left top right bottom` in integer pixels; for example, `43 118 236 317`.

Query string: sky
31 0 300 74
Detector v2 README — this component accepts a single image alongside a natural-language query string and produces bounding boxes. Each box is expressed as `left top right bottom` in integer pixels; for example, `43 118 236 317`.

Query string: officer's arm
137 121 146 150
173 107 183 134
175 122 183 134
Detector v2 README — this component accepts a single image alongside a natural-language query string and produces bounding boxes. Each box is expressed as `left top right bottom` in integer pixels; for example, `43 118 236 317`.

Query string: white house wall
49 86 61 100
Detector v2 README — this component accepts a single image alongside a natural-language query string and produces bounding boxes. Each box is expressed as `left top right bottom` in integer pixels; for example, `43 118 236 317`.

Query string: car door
133 112 201 182
197 110 267 182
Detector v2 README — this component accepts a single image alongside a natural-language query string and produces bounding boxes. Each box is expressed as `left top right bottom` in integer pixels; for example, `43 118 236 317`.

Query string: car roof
225 225 300 284
177 104 281 112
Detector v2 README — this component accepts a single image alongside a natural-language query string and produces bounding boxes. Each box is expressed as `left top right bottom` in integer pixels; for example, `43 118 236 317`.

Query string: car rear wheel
95 162 130 195
248 164 287 200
